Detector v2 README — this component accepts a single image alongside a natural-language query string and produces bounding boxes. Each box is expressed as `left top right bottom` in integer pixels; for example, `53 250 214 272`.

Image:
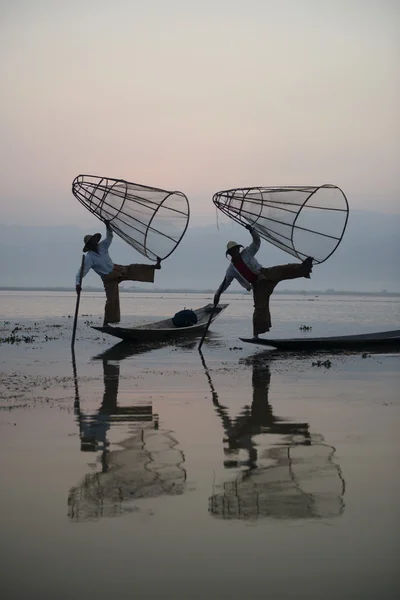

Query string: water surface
0 292 399 599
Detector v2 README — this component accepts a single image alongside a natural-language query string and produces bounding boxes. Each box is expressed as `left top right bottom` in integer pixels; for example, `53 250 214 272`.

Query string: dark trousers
101 264 156 324
252 263 310 336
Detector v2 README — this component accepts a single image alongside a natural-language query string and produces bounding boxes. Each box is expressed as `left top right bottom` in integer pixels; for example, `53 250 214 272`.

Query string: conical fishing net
72 174 190 261
213 184 349 264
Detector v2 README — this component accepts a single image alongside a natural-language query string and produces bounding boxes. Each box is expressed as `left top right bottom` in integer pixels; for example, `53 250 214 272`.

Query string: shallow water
0 292 399 599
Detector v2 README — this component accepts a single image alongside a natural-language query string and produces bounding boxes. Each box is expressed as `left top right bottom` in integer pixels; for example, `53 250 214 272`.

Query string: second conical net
213 184 349 264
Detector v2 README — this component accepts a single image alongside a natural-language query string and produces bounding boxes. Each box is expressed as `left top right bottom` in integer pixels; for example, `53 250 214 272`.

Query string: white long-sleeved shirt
76 229 114 285
216 230 262 295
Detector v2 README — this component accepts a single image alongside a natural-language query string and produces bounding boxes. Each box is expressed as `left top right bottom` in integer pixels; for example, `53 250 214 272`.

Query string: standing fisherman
213 225 313 338
76 221 161 326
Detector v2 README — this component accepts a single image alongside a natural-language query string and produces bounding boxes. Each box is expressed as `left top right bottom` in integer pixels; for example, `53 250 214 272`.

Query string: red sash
232 256 258 286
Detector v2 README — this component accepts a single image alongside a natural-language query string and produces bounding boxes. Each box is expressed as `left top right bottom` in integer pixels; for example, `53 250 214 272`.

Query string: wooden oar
71 254 85 348
198 305 216 351
198 295 224 351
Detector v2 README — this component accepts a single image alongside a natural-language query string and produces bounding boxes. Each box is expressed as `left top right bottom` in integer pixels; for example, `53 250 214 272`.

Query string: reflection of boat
91 338 198 362
68 356 186 521
240 329 400 352
206 357 346 520
91 303 228 341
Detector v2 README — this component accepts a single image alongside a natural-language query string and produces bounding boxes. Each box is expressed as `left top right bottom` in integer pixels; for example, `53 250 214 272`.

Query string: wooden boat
240 329 400 352
91 303 228 342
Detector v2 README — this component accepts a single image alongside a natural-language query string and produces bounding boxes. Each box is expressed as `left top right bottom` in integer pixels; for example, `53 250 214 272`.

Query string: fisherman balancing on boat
213 225 313 339
76 221 161 326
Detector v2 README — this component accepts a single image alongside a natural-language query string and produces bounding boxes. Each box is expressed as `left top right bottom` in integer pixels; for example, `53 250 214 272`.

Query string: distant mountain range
0 210 399 292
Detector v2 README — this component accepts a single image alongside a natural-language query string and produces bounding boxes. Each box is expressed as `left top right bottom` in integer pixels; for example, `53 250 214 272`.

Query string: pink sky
0 0 398 226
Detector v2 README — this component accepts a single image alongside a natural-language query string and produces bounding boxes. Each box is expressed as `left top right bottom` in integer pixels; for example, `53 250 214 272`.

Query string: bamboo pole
198 303 218 351
71 254 85 348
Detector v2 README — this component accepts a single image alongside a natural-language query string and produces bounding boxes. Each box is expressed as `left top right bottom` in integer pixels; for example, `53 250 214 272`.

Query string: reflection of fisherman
213 226 313 338
77 359 155 452
69 357 185 521
208 357 345 520
75 221 161 326
212 360 310 470
78 361 120 452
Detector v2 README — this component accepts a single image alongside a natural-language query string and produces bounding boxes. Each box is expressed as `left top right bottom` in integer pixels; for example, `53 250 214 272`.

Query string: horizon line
0 286 399 296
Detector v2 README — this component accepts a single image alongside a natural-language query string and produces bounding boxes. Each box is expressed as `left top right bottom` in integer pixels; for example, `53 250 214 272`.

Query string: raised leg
116 263 156 284
260 261 312 283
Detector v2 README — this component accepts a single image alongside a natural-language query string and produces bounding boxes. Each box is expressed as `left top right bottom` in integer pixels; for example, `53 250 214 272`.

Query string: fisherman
76 221 161 326
213 225 313 338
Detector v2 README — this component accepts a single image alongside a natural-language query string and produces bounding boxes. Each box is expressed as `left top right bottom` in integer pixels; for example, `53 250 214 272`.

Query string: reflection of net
209 434 345 520
68 429 186 521
213 185 349 264
72 174 190 261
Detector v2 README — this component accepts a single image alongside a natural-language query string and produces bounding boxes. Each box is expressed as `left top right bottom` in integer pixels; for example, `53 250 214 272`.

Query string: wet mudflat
0 291 399 599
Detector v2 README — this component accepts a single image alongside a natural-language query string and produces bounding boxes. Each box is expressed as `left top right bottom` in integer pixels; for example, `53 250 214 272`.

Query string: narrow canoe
91 303 228 342
240 329 400 351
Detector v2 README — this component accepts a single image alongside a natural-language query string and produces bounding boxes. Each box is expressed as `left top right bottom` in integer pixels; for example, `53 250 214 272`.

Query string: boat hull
91 303 228 342
240 329 400 351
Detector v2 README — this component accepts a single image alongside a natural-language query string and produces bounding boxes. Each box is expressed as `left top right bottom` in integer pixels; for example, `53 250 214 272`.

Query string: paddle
198 283 225 351
198 306 216 351
71 254 85 348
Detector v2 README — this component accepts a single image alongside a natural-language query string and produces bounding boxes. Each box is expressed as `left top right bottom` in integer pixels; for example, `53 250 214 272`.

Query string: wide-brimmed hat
226 240 242 255
83 233 101 252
